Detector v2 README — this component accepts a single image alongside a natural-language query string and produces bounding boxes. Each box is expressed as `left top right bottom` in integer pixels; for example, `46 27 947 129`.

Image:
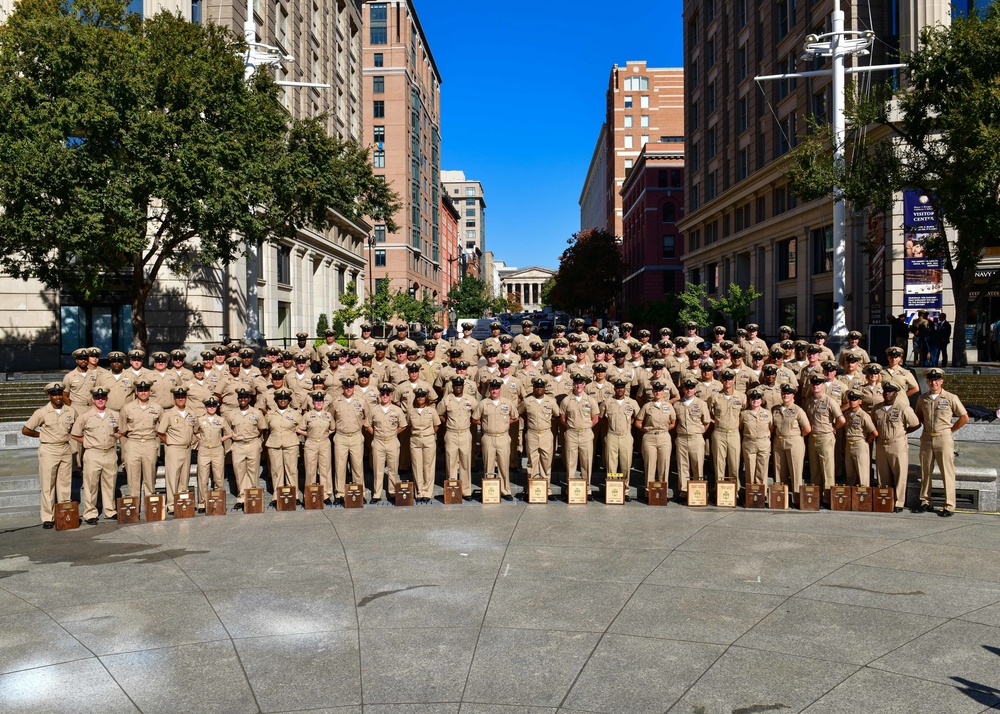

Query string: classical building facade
499 267 556 314
620 141 685 318
0 0 370 370
441 170 486 279
580 62 684 240
361 0 443 302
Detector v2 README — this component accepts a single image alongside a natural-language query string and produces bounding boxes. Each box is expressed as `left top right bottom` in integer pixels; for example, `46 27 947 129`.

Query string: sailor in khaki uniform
804 375 845 502
157 388 196 514
859 365 885 415
914 368 969 517
603 378 640 490
871 382 919 511
228 388 265 510
473 380 519 500
407 388 439 502
438 378 477 499
299 392 335 505
366 384 408 503
673 379 711 499
838 330 871 368
740 390 773 485
708 369 744 486
70 387 121 523
882 346 920 397
118 381 162 504
560 374 600 498
518 378 558 498
194 397 231 511
772 383 811 500
756 365 784 411
149 352 181 409
95 352 135 412
842 391 878 486
264 390 301 501
331 378 368 502
634 382 675 489
22 383 75 527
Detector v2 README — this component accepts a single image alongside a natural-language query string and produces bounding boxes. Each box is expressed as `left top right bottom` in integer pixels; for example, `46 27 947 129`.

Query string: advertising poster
903 190 943 312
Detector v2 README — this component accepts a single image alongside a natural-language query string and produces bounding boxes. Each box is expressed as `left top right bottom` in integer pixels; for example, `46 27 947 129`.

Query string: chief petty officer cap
737 329 748 338
720 369 736 380
413 387 428 397
531 341 544 350
531 377 547 388
128 349 146 360
361 324 372 332
406 346 419 355
847 391 863 401
575 343 588 352
134 380 152 390
406 363 421 372
845 353 861 362
294 354 309 363
88 347 102 357
357 367 372 377
451 376 468 386
650 360 665 370
794 340 809 350
499 335 513 343
822 361 839 371
273 390 292 400
587 326 600 335
781 340 795 350
490 321 502 329
780 383 797 394
341 378 357 387
686 320 699 329
396 323 408 332
550 357 564 366
748 390 763 400
721 340 735 350
497 358 512 367
886 346 903 357
863 364 882 374
271 369 286 378
448 347 463 357
638 329 651 338
239 348 254 358
190 361 205 371
571 374 588 383
265 346 281 355
770 346 785 357
660 327 673 336
91 387 110 398
170 349 186 360
553 324 566 332
213 345 228 355
309 392 325 401
651 381 666 391
456 360 469 369
226 357 240 367
730 347 745 358
711 350 727 360
593 363 608 372
280 350 294 360
171 387 188 397
763 364 778 375
152 351 169 361
882 382 900 391
779 325 793 334
204 396 220 406
521 319 533 327
462 322 475 330
423 342 437 351
236 387 254 398
847 330 862 339
924 368 945 380
807 344 823 354
375 341 388 350
378 383 394 394
682 379 698 389
200 349 214 361
814 331 828 339
295 331 308 339
488 379 504 389
621 322 634 331
675 337 689 347
45 382 64 394
614 348 627 357
324 328 336 337
810 374 826 385
713 326 726 335
612 378 628 388
432 325 443 333
311 374 325 383
746 323 759 332
258 357 271 368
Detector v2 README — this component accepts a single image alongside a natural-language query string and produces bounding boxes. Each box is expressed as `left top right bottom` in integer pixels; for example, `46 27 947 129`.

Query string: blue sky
416 2 686 271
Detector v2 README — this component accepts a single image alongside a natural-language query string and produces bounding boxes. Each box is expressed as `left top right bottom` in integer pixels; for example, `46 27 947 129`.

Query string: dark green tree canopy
549 229 624 318
446 276 494 318
0 0 398 349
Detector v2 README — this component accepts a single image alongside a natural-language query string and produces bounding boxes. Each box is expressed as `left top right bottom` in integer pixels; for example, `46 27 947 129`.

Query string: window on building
374 225 386 242
373 126 385 145
624 96 633 108
777 0 792 39
671 169 681 186
192 0 202 24
641 135 649 146
663 202 676 223
707 82 716 113
624 135 633 149
276 2 288 46
624 115 633 128
812 88 829 124
738 0 747 28
465 209 475 217
640 115 650 128
774 186 787 215
374 249 386 267
465 188 475 196
756 195 766 223
466 230 476 239
777 238 797 280
812 226 833 274
369 2 388 44
372 76 384 94
690 59 699 89
708 263 719 293
738 96 748 133
738 44 747 81
624 159 633 176
623 76 649 91
776 114 793 156
663 235 676 259
691 266 702 285
373 101 384 118
691 183 700 210
691 100 699 130
658 170 669 188
738 147 749 181
373 150 385 168
707 127 716 158
373 53 384 67
707 171 717 200
640 95 650 109
466 241 475 249
707 38 716 68
465 221 475 228
691 141 700 171
276 245 291 284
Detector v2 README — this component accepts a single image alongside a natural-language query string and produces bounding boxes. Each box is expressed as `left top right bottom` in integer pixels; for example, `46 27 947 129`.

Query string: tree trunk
131 284 149 356
950 276 971 368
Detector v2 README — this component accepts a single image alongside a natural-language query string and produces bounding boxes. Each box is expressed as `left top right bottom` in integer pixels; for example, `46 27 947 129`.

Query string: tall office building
580 62 685 240
361 0 444 303
441 170 486 278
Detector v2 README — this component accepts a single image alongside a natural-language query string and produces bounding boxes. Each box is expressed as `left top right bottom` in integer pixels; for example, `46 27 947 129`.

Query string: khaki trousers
742 438 771 485
82 447 118 520
334 431 365 499
774 435 805 498
481 432 511 496
845 439 871 486
196 444 226 506
303 437 332 499
371 436 400 500
38 442 72 523
525 428 554 493
920 434 956 511
124 437 159 502
444 429 473 496
875 438 909 508
675 434 705 495
231 439 261 503
163 444 191 512
267 445 299 494
639 432 670 484
563 428 594 487
605 431 635 480
808 433 837 500
410 433 437 499
711 429 741 486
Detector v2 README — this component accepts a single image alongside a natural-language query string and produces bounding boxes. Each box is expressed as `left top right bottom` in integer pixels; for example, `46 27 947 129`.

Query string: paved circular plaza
2 503 1000 713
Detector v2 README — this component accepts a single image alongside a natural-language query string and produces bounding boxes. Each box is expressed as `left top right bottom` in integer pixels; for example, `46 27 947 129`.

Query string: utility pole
755 9 904 352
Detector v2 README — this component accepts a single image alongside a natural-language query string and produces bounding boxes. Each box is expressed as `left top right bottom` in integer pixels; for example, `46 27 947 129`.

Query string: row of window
623 95 650 110
623 115 650 129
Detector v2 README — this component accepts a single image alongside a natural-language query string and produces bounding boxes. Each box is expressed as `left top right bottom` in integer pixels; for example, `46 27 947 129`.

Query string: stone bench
906 462 998 512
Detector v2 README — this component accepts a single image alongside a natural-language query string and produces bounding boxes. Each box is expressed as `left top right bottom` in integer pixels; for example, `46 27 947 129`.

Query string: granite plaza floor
2 501 1000 714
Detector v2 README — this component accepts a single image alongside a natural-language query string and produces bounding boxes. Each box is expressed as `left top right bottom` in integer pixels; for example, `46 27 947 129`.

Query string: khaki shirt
331 396 367 435
148 369 181 409
195 414 231 449
708 392 745 431
72 408 120 450
586 379 615 404
871 400 919 444
635 400 675 433
772 403 810 437
730 365 759 394
438 393 477 430
407 405 438 438
263 387 306 413
264 409 301 448
804 394 843 434
606 364 638 387
695 379 722 403
756 382 783 411
740 408 773 441
773 366 799 390
674 398 711 436
455 338 480 365
560 393 599 430
157 408 196 447
858 383 884 414
601 397 639 435
518 395 559 432
544 374 573 399
62 367 98 411
473 398 517 435
183 380 214 417
882 365 919 394
843 407 877 441
119 400 163 441
228 408 265 442
838 346 871 367
637 372 679 403
395 379 438 409
367 403 408 439
915 389 967 438
301 409 334 441
25 403 75 444
95 371 135 411
512 333 536 355
355 385 381 408
285 370 314 396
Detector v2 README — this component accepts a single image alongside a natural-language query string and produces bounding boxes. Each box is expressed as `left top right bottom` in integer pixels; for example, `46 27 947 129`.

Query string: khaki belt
338 431 360 436
42 441 69 445
745 437 769 441
719 428 735 433
485 432 506 437
449 428 469 432
609 431 630 436
375 436 396 441
645 430 665 435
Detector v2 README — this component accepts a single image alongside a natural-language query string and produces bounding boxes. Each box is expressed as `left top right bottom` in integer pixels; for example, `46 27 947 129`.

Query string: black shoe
370 498 381 504
548 494 558 501
912 503 933 514
938 509 954 517
624 495 632 502
84 517 98 525
269 500 277 508
196 507 206 514
894 507 904 513
502 494 514 501
324 498 333 505
463 496 474 502
42 521 55 529
104 514 117 520
234 502 244 511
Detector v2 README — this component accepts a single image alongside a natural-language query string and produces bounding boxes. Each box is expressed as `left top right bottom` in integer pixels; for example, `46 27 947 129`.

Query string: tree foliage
333 280 363 337
708 283 763 329
362 277 395 326
0 0 399 351
446 276 493 318
785 6 1000 365
677 283 710 329
392 290 439 327
549 229 625 318
540 277 556 307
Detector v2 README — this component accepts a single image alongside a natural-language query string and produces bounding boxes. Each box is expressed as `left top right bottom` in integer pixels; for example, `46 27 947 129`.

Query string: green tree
504 292 523 314
677 283 710 329
628 299 680 334
333 280 363 338
314 312 330 348
785 6 1000 366
708 283 764 330
447 276 492 318
540 276 556 307
392 290 439 327
549 229 624 318
362 276 395 327
0 0 399 352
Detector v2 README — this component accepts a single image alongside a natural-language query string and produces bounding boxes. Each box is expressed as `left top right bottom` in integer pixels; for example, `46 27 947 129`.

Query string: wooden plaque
394 481 414 506
687 480 708 507
648 481 669 506
746 483 768 509
344 482 364 508
276 486 297 511
244 487 264 514
443 479 463 504
527 478 547 504
768 483 789 510
304 484 324 510
116 496 140 524
567 478 588 505
605 476 626 505
481 477 501 504
715 480 737 508
55 501 79 531
799 484 820 511
145 494 166 521
852 485 873 512
873 486 895 513
206 489 226 516
830 485 852 511
174 492 195 518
